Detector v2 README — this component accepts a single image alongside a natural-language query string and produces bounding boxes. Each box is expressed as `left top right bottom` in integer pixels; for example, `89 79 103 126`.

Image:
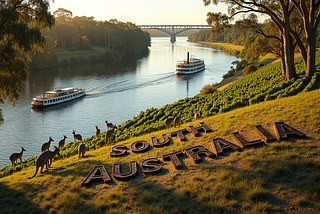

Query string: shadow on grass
0 182 45 214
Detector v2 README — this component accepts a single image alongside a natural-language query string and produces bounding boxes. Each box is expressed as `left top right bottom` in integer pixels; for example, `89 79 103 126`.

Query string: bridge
138 25 211 42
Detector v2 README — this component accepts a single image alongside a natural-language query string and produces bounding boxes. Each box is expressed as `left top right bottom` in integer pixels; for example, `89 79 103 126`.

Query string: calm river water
0 37 239 168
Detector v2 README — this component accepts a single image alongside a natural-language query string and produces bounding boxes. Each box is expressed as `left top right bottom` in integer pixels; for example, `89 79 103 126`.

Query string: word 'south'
81 122 306 186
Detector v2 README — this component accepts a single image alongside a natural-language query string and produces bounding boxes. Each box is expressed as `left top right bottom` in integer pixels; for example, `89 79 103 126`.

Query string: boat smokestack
187 52 189 64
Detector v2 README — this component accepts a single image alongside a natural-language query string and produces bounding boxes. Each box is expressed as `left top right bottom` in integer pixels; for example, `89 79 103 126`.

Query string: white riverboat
31 87 85 107
175 52 205 75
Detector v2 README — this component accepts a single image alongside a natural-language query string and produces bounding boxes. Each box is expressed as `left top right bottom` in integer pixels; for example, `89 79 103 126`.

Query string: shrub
243 64 258 76
69 47 77 51
198 84 217 96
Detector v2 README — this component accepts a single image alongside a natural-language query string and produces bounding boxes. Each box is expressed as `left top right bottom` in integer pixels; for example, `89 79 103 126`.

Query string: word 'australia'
81 122 306 186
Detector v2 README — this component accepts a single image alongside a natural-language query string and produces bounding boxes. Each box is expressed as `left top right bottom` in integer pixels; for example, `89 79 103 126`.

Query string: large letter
81 165 112 186
170 129 189 141
113 161 138 181
110 145 127 157
273 122 306 140
211 138 241 156
140 158 162 175
254 125 276 143
232 132 264 148
188 122 212 137
184 146 215 164
151 134 170 147
131 140 150 153
162 151 184 169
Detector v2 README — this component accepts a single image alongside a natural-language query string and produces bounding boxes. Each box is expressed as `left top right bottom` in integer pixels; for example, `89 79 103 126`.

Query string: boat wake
85 72 174 96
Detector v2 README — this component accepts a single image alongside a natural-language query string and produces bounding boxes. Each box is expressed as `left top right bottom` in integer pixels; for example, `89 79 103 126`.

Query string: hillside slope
0 88 320 214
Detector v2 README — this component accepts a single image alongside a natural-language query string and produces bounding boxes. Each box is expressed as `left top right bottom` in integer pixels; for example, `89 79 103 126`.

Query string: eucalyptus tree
204 0 318 80
0 0 55 122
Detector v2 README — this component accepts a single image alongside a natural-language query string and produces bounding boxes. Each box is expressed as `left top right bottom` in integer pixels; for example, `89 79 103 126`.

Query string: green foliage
0 0 54 109
243 64 258 76
80 36 92 50
198 84 217 96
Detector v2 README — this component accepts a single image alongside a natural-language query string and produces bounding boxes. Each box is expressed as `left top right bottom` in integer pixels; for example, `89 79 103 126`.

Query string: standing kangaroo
41 136 54 153
9 147 26 166
58 135 67 148
105 120 114 130
173 111 182 128
195 111 203 120
95 125 100 137
72 130 82 142
28 146 60 179
78 143 86 158
105 125 117 145
165 115 175 130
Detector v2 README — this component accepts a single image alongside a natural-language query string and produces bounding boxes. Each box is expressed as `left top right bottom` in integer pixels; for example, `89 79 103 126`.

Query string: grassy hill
0 88 320 214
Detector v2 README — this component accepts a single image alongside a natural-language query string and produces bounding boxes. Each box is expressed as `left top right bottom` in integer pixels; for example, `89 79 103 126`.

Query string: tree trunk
283 31 298 80
305 29 317 77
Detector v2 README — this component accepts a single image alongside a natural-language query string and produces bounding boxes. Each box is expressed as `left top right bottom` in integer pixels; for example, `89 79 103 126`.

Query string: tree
243 64 258 76
204 0 305 80
0 0 55 121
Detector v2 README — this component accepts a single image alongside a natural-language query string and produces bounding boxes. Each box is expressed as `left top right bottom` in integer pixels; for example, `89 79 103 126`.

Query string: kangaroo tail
28 166 39 179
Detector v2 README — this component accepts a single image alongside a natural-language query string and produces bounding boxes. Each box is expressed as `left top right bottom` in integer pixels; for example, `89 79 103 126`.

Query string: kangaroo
165 115 175 130
72 130 82 142
105 120 114 130
173 111 182 128
58 135 67 148
105 125 117 145
28 146 60 179
9 147 26 166
78 143 86 158
195 111 203 120
41 136 54 153
95 125 100 137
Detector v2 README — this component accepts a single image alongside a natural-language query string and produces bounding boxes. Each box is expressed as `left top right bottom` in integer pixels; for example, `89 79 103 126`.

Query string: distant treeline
188 26 259 62
28 8 150 69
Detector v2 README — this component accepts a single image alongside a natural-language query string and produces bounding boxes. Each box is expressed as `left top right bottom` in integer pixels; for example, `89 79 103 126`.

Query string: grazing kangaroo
28 146 60 179
173 111 182 128
41 136 54 153
58 135 67 148
78 143 86 158
195 111 203 120
72 130 82 142
105 120 114 130
95 125 100 137
9 147 26 166
105 125 117 145
165 115 175 130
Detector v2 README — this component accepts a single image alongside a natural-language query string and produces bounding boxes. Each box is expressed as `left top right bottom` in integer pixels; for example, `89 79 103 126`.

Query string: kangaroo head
63 135 67 139
49 136 54 142
72 130 75 134
53 146 61 157
21 147 26 152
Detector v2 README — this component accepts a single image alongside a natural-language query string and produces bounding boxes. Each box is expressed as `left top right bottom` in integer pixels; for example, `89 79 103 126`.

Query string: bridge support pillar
170 34 176 43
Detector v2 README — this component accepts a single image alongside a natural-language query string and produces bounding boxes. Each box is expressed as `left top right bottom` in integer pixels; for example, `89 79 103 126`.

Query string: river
0 37 239 168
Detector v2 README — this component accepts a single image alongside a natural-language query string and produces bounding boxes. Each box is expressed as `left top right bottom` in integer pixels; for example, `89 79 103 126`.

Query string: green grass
203 42 244 51
54 46 107 61
0 88 320 213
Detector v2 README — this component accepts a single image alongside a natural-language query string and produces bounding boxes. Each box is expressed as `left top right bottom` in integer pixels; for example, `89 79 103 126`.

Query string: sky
49 0 229 25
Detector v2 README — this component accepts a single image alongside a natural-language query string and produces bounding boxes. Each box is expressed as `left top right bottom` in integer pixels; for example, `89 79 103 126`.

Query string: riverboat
175 52 205 75
31 87 85 107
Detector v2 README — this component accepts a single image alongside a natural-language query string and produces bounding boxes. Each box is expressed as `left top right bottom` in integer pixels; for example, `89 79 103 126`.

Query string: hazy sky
49 0 228 25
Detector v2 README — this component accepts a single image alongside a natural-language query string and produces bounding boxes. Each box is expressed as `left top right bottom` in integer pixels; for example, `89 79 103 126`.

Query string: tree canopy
0 0 55 121
204 0 320 80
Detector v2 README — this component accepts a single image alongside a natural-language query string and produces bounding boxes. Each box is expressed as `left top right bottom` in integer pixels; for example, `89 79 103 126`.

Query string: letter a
81 165 112 186
273 122 306 140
